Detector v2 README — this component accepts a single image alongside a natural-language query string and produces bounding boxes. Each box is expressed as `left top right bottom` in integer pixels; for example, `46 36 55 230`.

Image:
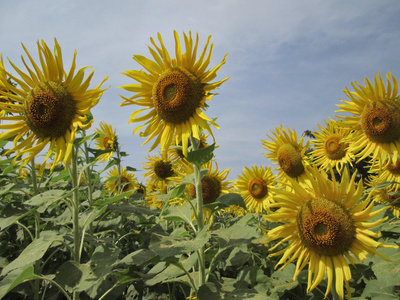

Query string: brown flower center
120 176 132 192
324 135 347 160
386 160 400 175
24 81 76 139
153 160 174 180
153 68 204 124
189 175 222 204
361 100 400 144
297 198 355 256
277 143 305 178
248 178 268 199
102 136 113 149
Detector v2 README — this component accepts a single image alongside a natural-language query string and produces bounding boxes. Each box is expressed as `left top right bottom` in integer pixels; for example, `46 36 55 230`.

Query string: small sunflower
94 121 117 163
311 118 355 174
119 31 229 156
336 72 400 166
261 126 309 183
0 39 108 172
142 151 177 189
263 167 397 299
104 166 137 196
234 165 276 213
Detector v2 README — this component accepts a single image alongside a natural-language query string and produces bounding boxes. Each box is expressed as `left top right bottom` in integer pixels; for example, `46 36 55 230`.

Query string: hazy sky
2 0 400 182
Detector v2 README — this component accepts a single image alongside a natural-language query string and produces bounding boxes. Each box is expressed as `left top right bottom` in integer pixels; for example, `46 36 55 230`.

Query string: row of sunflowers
0 31 399 300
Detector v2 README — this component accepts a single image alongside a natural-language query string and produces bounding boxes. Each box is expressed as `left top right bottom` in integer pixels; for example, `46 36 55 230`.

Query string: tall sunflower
311 118 355 174
94 121 117 163
336 72 400 166
234 165 276 213
263 167 397 299
261 126 309 183
0 39 108 171
119 31 229 156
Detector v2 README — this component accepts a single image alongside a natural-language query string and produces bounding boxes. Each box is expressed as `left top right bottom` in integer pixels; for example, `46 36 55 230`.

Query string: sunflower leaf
186 144 215 168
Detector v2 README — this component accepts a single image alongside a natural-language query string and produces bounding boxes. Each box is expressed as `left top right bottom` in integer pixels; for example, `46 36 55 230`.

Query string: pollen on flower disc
152 68 204 124
324 135 347 160
277 143 305 178
24 81 76 139
361 100 400 144
297 198 355 256
248 178 268 199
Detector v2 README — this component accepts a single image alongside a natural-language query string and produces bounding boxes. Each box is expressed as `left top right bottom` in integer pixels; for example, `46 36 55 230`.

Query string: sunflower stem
71 144 81 300
189 135 206 289
83 137 95 258
31 159 41 300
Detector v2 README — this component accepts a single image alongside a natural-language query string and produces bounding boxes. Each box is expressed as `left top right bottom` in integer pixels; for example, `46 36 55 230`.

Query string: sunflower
367 175 400 219
0 39 108 172
142 151 177 190
94 121 117 163
311 118 355 174
336 72 400 166
263 167 397 299
234 165 276 213
119 31 229 156
104 166 138 196
261 126 310 183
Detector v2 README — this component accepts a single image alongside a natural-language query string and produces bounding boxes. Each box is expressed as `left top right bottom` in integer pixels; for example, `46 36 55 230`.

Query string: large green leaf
24 189 67 213
1 230 58 275
0 265 40 299
0 203 33 231
149 226 210 259
54 243 121 293
186 144 215 168
213 215 259 249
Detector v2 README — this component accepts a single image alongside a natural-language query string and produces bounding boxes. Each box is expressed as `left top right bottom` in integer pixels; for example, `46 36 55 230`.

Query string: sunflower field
0 32 399 300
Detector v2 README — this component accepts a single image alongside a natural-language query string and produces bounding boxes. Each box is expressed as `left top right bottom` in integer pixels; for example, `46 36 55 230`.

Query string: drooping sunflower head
104 166 138 196
264 167 397 299
311 118 355 174
261 126 309 182
234 164 277 213
94 121 117 163
0 39 108 171
336 72 400 166
119 31 229 157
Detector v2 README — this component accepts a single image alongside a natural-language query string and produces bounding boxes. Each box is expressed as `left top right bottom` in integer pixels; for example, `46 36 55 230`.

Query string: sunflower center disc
249 178 268 199
361 100 400 144
153 160 174 180
324 135 347 160
277 143 305 178
386 160 400 175
24 81 76 139
297 198 355 256
120 176 131 192
102 136 113 149
153 68 204 124
190 175 221 205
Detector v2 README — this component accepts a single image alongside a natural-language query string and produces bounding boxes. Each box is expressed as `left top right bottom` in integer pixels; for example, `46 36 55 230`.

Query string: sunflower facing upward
0 39 108 172
119 31 228 156
263 167 397 299
336 72 400 166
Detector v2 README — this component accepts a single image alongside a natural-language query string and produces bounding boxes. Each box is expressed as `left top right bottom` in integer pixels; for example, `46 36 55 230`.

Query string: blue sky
2 0 400 182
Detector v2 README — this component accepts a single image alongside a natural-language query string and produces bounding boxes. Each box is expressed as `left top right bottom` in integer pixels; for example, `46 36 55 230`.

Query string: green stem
71 145 81 300
30 159 41 300
83 138 95 257
189 135 206 289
